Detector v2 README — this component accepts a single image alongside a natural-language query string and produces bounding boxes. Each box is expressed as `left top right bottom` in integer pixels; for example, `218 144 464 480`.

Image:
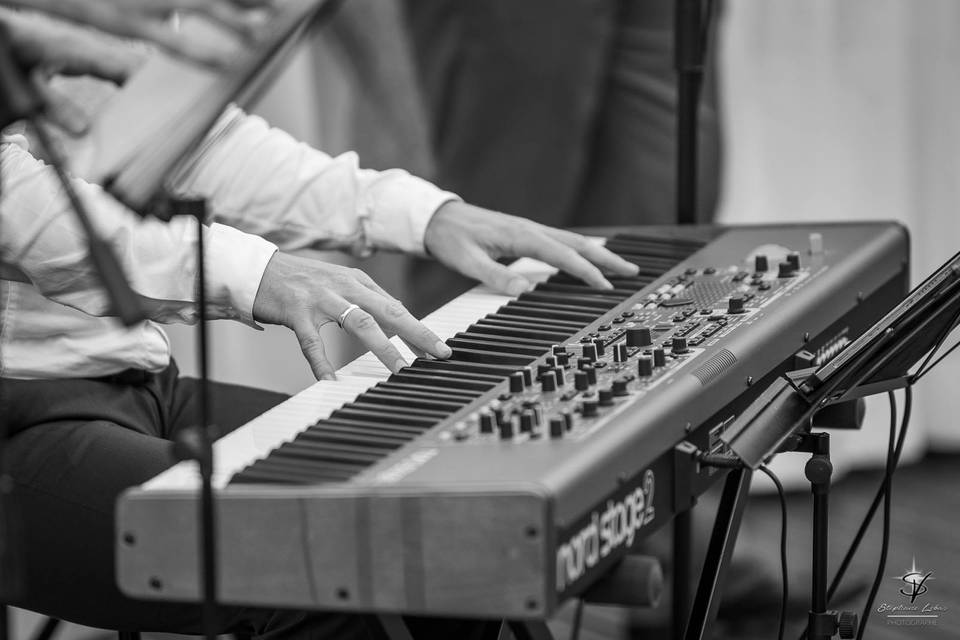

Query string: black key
385 372 495 393
466 322 573 343
295 429 402 450
534 282 635 298
482 313 584 331
231 465 346 485
359 391 463 413
310 417 424 438
299 423 410 446
516 291 622 310
500 303 598 324
446 337 549 357
344 401 451 421
400 363 506 383
277 441 383 465
450 347 536 367
454 331 558 349
330 406 440 427
411 358 519 378
374 382 481 401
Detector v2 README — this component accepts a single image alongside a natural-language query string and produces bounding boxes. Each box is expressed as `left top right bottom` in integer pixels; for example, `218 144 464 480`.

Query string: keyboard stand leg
672 510 693 640
682 467 752 640
505 620 555 640
373 614 414 640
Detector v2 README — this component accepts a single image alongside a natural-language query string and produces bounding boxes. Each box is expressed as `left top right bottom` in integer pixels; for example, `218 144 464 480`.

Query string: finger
543 227 640 276
4 12 137 84
400 337 429 360
515 236 614 289
132 20 237 68
350 271 451 360
338 302 410 374
293 321 336 381
33 78 89 135
351 287 451 361
170 0 267 40
453 244 535 297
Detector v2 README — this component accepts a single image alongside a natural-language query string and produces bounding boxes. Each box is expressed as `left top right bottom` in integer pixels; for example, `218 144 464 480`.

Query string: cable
568 598 584 640
854 392 899 640
911 337 960 384
759 464 789 640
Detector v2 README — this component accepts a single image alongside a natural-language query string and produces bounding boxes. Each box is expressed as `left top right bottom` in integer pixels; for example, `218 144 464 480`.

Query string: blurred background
14 0 960 638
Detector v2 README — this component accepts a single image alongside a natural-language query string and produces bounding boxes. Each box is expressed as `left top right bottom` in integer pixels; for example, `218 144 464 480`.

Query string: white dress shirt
0 109 458 379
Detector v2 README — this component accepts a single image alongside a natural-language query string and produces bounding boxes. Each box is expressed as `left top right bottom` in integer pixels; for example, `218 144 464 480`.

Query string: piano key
329 406 440 427
409 358 520 378
534 282 636 298
445 337 550 357
343 401 452 420
373 381 481 401
282 439 395 461
384 372 497 393
477 314 583 333
450 347 538 367
516 291 623 309
358 391 463 413
499 302 599 324
453 331 558 349
465 323 572 343
308 417 425 438
230 465 349 485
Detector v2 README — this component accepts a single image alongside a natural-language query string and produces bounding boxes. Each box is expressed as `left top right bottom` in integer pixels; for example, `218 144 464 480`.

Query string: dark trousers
0 364 497 639
403 0 722 317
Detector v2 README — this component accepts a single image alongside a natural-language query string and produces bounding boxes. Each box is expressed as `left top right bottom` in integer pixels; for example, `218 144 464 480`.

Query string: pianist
0 8 637 639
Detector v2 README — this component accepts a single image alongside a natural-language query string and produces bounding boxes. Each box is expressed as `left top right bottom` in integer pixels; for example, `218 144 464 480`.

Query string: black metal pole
683 467 753 640
170 198 218 640
805 436 834 640
672 511 692 640
674 0 705 226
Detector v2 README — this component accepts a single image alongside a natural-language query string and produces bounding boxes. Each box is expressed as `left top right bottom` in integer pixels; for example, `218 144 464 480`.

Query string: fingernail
393 358 408 373
627 262 640 274
506 278 533 297
435 341 453 358
598 277 614 289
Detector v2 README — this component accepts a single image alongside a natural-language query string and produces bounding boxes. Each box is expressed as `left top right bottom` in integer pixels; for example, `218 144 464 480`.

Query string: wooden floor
550 453 960 640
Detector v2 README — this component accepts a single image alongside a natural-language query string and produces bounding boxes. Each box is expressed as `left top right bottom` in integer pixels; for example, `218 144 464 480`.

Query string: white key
144 254 567 491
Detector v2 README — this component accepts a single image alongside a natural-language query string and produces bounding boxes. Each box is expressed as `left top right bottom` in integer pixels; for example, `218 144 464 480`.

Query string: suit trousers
0 363 485 639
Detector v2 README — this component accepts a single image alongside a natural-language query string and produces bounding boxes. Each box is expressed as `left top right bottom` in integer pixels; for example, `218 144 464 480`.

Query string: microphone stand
167 198 219 640
0 24 145 640
671 3 716 637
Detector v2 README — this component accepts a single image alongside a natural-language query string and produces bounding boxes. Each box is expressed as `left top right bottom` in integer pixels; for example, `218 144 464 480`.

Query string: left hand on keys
423 201 639 295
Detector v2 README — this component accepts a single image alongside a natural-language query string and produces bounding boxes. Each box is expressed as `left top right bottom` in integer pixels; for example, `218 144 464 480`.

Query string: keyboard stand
682 467 753 640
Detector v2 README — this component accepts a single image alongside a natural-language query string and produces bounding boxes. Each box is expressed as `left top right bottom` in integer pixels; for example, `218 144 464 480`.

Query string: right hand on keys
4 0 274 68
253 252 453 381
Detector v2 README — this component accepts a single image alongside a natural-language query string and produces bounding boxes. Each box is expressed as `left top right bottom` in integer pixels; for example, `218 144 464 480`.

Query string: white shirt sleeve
172 106 460 256
0 138 277 325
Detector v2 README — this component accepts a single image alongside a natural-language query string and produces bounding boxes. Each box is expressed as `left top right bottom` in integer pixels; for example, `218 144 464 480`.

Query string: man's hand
4 0 273 68
253 252 452 381
0 10 146 134
424 201 640 295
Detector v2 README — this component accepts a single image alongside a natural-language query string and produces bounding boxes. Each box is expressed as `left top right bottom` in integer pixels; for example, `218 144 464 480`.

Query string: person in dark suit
401 0 722 316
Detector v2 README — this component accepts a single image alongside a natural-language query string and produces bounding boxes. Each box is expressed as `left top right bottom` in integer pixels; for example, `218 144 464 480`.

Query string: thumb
460 247 533 296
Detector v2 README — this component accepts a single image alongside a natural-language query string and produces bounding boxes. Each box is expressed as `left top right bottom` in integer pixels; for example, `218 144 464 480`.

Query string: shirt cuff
363 174 461 255
205 223 278 324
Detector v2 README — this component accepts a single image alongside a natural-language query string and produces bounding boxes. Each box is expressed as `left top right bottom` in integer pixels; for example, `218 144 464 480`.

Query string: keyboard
116 223 908 620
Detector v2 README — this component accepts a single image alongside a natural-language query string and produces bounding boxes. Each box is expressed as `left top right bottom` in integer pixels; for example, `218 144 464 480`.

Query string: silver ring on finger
336 303 361 329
